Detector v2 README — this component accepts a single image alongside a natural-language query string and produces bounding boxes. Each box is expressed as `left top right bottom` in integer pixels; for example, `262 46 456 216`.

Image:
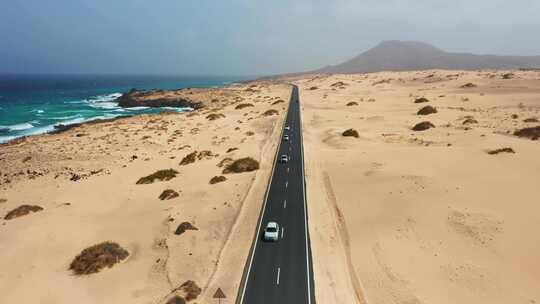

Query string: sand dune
295 70 540 304
0 83 290 303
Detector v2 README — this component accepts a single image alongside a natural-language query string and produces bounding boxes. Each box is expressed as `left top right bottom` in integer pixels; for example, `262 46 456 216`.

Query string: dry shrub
173 280 202 301
136 169 178 184
414 97 430 103
262 109 279 116
209 176 227 184
342 129 359 138
223 157 260 173
0 198 7 204
69 241 129 275
502 73 514 79
197 150 215 160
235 103 254 110
206 113 225 121
308 86 318 90
226 147 238 153
159 189 179 200
4 205 43 220
180 151 197 165
175 222 198 235
460 83 477 88
487 147 515 155
523 118 539 123
417 105 437 115
272 99 285 105
217 157 234 168
166 296 186 304
346 102 358 106
463 118 478 125
514 126 540 140
412 121 435 131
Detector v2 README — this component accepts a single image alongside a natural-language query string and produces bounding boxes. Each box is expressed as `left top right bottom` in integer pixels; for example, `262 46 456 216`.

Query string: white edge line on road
277 267 281 285
298 85 313 304
238 86 292 304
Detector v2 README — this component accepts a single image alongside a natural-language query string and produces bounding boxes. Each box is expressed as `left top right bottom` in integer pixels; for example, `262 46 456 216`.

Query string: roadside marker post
213 288 226 304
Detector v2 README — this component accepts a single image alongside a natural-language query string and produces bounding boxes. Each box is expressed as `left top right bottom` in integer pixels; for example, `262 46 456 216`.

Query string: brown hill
314 41 540 74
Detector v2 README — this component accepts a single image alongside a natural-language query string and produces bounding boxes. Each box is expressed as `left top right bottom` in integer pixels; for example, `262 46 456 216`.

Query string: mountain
314 41 540 74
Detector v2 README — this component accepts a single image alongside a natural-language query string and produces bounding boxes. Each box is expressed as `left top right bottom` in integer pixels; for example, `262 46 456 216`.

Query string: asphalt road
238 85 316 304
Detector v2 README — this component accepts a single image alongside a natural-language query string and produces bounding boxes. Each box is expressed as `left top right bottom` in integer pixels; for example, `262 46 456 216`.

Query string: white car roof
266 222 278 228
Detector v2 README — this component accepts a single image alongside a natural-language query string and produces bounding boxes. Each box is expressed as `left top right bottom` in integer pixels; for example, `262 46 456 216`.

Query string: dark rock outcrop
116 89 203 109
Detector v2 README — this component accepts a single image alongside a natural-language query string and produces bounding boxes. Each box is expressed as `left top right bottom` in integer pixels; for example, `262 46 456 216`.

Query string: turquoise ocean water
0 75 249 143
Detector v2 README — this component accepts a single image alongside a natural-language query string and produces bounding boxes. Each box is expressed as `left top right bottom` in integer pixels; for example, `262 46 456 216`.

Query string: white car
283 135 289 141
264 222 280 241
284 126 290 131
279 154 289 163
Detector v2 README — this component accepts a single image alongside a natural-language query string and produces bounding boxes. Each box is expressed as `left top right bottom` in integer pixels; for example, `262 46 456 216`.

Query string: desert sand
0 83 291 303
294 70 540 304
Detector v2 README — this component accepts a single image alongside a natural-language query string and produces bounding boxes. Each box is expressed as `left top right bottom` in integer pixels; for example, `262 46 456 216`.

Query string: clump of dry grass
514 126 540 140
4 205 43 220
175 222 198 235
173 280 202 301
0 198 7 204
226 147 238 153
159 189 179 200
502 73 514 79
69 241 129 275
342 129 359 138
136 169 178 184
414 97 430 103
235 103 254 110
523 117 539 123
206 113 225 120
463 118 478 125
412 121 435 131
272 99 285 105
308 86 318 90
262 109 279 116
180 151 197 165
417 105 437 115
460 83 477 88
166 296 186 304
209 176 227 184
487 147 515 155
223 157 260 173
346 101 358 106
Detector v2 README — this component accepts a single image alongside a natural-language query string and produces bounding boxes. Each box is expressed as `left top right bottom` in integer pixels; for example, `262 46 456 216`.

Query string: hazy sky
2 0 540 75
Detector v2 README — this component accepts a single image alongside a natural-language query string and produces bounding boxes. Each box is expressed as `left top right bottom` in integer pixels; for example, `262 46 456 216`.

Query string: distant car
279 154 289 163
283 135 289 141
284 126 290 131
264 222 280 242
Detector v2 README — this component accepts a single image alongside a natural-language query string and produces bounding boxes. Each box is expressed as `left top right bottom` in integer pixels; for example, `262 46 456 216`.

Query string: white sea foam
0 122 34 131
125 106 150 111
85 92 122 110
162 107 193 112
0 135 17 143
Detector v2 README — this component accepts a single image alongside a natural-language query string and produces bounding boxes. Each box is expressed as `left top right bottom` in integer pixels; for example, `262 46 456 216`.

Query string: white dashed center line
276 267 281 285
283 200 287 209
